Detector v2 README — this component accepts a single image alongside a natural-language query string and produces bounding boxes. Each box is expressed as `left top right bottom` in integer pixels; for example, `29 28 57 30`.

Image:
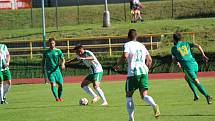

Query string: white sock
3 83 11 98
0 83 4 101
126 97 134 121
143 95 156 108
95 87 107 103
82 86 97 99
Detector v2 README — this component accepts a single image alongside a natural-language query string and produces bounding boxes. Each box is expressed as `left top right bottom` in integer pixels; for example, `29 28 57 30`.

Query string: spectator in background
130 0 144 23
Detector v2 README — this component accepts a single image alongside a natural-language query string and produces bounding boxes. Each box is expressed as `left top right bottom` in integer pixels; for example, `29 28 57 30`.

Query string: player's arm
59 50 65 70
145 54 152 67
4 45 10 67
193 44 209 62
66 58 79 64
79 56 94 61
60 58 66 70
113 52 128 71
172 55 181 68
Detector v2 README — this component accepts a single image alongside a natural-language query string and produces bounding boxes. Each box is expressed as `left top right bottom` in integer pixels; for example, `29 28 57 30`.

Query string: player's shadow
162 114 215 117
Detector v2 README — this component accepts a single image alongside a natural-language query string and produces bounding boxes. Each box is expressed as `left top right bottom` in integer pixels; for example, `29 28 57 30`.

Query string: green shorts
183 62 198 80
125 74 149 92
47 71 63 84
0 69 12 81
85 72 103 82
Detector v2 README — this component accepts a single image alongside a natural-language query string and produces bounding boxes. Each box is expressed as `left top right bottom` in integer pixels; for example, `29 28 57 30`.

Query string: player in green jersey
42 38 65 102
171 32 212 104
66 45 108 106
0 44 11 104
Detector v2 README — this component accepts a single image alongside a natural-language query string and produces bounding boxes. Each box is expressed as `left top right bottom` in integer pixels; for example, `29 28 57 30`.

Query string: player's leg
134 11 138 23
0 81 3 104
194 78 212 104
185 69 212 104
184 75 199 101
0 73 4 104
139 74 160 118
56 72 64 101
81 74 98 102
2 69 12 103
48 73 59 101
92 72 108 105
137 10 144 22
131 10 135 23
125 77 136 121
93 82 108 105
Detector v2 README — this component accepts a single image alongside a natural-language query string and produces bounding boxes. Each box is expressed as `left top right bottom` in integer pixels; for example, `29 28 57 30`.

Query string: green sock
195 83 208 97
58 86 63 98
186 79 199 98
51 86 58 99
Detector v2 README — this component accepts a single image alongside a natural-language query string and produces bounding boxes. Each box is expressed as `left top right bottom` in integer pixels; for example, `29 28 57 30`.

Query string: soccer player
66 45 108 106
113 29 160 121
171 32 212 104
42 38 65 102
0 44 11 104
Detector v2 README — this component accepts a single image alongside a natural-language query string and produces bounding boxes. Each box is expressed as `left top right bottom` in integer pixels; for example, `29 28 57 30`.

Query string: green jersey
43 48 64 73
171 41 196 68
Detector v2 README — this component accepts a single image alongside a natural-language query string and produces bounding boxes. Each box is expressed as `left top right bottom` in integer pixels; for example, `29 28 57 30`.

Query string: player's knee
81 83 86 88
7 80 12 85
58 84 63 88
93 85 99 89
194 79 200 84
93 83 100 89
51 83 56 87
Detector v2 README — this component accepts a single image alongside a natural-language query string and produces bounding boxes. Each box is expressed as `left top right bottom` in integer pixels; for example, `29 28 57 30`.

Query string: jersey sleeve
124 43 130 53
85 51 93 57
188 42 194 48
171 47 176 56
58 50 64 59
4 45 9 55
142 45 149 55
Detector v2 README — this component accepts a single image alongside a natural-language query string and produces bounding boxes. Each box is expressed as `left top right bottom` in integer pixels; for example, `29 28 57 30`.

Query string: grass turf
0 77 215 121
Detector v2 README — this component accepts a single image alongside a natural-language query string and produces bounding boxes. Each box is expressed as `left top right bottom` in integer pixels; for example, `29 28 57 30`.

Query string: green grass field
1 78 215 121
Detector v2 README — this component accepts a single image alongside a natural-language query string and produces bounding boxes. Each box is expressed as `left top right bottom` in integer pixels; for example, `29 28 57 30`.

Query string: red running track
12 71 215 85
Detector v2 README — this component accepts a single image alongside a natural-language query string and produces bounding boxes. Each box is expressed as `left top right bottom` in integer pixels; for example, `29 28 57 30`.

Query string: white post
41 0 46 48
103 0 111 27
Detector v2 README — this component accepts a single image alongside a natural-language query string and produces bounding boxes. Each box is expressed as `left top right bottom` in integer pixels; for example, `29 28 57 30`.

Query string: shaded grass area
1 78 215 121
0 0 215 30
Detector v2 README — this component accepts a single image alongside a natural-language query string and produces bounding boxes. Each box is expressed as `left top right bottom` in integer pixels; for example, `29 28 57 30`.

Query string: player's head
73 44 85 56
128 29 137 41
173 32 182 45
48 38 56 49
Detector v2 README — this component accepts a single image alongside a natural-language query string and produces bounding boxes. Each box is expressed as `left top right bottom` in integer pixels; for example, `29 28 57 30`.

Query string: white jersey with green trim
124 41 149 76
0 44 9 71
77 50 103 74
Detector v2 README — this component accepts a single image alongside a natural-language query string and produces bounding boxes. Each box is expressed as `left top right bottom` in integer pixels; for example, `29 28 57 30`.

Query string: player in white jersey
0 44 11 104
66 45 108 106
114 29 160 121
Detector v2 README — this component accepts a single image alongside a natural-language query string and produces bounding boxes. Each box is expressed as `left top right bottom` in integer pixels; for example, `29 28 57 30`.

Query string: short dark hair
73 44 84 51
48 38 55 43
173 32 182 42
128 29 137 40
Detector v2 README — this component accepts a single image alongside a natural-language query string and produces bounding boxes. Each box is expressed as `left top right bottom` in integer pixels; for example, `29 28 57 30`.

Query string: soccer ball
79 98 88 106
